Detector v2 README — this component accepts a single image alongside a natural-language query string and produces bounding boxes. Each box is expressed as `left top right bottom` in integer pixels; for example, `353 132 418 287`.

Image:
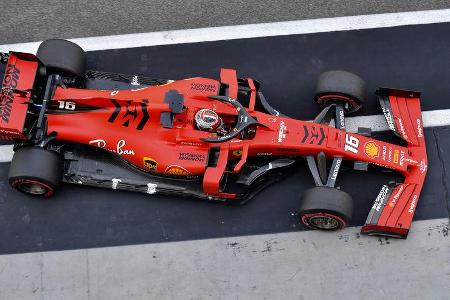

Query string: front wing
361 88 428 238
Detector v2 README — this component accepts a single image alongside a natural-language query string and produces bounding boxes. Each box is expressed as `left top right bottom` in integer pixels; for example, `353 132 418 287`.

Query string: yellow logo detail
165 165 192 176
233 150 242 157
143 157 158 171
393 150 399 164
364 141 380 158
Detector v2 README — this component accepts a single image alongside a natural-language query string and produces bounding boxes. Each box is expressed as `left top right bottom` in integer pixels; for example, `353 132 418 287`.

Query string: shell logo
165 165 192 176
364 141 380 158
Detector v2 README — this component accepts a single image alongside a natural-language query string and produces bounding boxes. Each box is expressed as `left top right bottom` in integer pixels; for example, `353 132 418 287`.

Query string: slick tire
299 186 353 230
314 70 366 113
37 39 86 83
9 147 63 198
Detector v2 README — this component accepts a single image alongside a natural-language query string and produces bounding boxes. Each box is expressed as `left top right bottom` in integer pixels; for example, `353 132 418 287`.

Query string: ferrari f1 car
0 39 427 238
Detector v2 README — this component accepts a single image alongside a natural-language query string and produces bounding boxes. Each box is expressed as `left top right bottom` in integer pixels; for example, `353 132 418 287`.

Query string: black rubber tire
9 147 62 198
314 70 366 113
299 186 353 230
36 39 86 80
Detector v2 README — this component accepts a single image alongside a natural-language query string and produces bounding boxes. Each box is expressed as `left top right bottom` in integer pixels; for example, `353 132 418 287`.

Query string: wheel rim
316 94 361 113
17 181 49 195
304 214 342 230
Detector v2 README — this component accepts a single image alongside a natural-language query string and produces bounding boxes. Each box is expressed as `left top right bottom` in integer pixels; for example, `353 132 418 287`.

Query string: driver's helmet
195 109 222 132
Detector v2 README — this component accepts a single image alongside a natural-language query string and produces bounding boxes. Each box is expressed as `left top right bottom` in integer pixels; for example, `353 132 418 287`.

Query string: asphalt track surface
0 22 449 255
1 0 450 44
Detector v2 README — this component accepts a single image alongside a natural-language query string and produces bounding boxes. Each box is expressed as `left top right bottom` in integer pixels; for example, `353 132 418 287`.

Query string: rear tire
299 186 353 230
36 39 86 83
315 70 366 113
9 147 62 198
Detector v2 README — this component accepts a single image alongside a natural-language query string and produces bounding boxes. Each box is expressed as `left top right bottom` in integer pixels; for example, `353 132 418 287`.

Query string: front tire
314 70 366 113
299 186 353 230
9 147 62 198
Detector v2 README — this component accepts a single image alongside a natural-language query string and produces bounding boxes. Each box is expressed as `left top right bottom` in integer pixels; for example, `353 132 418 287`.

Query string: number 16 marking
344 134 359 154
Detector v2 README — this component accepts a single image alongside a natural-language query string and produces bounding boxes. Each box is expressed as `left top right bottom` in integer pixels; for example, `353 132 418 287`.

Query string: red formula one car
0 39 427 238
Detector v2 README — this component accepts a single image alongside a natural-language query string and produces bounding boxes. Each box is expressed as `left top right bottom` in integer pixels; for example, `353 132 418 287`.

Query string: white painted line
1 9 450 53
1 108 449 163
0 144 14 163
345 108 450 133
0 218 448 299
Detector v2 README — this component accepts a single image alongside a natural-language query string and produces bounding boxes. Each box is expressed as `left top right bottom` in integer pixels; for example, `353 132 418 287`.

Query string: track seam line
0 9 449 53
432 129 450 221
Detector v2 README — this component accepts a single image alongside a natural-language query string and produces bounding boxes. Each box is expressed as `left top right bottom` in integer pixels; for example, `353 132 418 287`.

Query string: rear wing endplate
0 52 38 141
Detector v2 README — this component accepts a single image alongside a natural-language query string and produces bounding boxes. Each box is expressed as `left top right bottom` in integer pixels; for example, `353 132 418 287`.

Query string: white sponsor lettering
404 158 418 164
339 109 345 128
390 185 404 207
417 119 423 138
116 140 135 155
420 160 428 174
180 141 203 146
89 139 135 156
89 139 106 148
398 118 408 139
57 101 76 110
147 183 157 194
408 195 418 213
131 75 139 86
400 150 405 166
257 152 272 156
131 87 148 92
331 159 342 180
112 178 121 189
278 121 287 143
382 107 396 132
382 145 387 161
373 185 389 212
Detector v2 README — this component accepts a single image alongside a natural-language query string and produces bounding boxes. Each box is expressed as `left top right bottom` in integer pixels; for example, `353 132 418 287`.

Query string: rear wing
0 52 38 141
361 88 427 238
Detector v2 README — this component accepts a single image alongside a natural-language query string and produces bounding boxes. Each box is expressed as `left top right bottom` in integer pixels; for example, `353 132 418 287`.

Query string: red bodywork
0 53 428 238
0 53 38 140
